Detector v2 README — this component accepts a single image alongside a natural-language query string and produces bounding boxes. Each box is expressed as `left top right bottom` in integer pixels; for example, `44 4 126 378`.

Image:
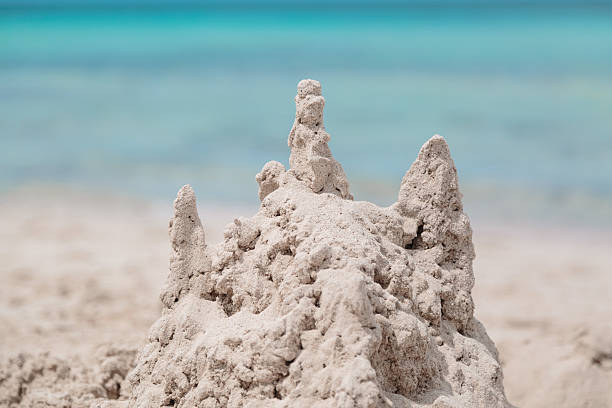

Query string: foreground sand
1 189 611 407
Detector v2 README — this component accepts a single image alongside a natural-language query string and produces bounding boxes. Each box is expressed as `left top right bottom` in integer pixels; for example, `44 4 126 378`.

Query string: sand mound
0 345 137 407
124 80 510 407
0 79 512 408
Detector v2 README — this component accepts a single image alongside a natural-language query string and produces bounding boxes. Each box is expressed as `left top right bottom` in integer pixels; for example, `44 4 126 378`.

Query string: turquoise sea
1 4 611 225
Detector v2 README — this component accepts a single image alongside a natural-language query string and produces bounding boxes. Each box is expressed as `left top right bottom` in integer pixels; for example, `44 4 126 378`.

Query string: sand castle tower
124 80 512 408
256 79 351 201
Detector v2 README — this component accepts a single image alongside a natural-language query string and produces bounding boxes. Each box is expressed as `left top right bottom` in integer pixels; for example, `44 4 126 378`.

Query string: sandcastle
123 79 511 407
0 79 512 408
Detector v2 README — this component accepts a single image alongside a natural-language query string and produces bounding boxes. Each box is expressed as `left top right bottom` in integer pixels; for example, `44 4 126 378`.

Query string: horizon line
2 0 612 11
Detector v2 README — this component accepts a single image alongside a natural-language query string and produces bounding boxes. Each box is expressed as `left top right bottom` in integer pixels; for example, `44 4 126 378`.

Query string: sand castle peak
161 183 210 308
284 79 353 200
396 134 476 331
296 78 322 98
257 79 353 202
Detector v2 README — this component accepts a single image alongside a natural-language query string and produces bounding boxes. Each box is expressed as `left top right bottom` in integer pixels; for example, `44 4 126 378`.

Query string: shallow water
1 5 611 225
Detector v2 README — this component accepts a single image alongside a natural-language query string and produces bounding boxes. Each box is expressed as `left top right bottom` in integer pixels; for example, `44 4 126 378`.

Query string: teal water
1 6 611 224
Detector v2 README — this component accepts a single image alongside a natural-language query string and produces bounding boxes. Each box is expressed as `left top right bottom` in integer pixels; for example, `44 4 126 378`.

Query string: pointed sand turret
287 79 352 199
160 184 210 308
396 135 475 331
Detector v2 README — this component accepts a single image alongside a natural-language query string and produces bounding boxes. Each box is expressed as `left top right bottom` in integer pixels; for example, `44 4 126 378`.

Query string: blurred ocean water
1 5 611 225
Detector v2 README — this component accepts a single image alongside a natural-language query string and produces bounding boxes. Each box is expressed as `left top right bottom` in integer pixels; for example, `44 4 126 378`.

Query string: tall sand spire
287 79 352 199
396 135 475 331
160 184 210 308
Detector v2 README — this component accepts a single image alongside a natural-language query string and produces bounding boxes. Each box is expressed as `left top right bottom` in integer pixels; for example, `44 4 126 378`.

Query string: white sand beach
1 187 610 407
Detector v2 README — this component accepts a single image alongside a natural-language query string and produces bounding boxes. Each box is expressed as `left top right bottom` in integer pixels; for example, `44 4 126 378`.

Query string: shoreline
3 182 611 236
